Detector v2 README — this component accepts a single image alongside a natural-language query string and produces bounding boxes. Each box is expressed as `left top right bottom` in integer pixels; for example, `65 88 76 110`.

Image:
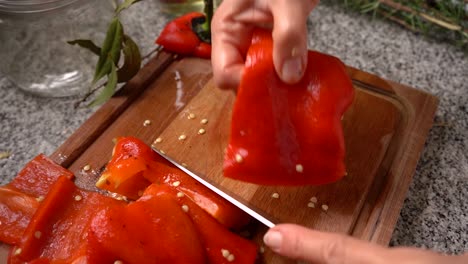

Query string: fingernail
281 57 303 83
263 230 283 252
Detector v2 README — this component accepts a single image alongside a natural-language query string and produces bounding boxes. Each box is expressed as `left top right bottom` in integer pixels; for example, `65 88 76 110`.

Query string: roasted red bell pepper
96 137 153 200
0 188 38 245
9 176 125 264
8 176 208 263
89 186 207 264
97 136 251 230
8 154 74 197
224 29 354 185
0 154 74 245
144 184 258 264
155 12 211 59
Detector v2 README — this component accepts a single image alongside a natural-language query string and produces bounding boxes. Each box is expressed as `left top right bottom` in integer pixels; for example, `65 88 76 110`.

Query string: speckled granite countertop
0 1 467 255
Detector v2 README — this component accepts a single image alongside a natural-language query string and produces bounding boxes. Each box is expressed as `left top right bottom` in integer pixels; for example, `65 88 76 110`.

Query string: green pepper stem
202 0 213 36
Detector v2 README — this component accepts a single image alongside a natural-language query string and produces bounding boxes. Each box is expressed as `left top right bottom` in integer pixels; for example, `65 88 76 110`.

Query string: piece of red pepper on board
144 184 258 264
96 136 251 230
224 28 355 186
95 136 153 200
0 154 74 245
155 12 211 59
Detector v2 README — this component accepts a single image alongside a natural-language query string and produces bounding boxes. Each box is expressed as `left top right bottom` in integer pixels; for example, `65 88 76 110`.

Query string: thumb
263 224 385 263
269 0 317 84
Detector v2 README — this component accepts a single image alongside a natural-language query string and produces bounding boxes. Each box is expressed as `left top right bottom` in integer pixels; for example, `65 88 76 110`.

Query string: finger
263 224 386 263
269 0 318 84
211 0 253 90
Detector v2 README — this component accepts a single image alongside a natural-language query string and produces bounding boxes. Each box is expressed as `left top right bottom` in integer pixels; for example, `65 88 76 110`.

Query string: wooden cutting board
1 51 438 263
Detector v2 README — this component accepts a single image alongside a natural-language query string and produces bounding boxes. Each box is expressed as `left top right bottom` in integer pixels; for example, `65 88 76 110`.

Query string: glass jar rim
0 0 85 14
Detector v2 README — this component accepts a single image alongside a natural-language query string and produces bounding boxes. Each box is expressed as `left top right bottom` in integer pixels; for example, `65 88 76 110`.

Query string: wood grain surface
1 51 438 263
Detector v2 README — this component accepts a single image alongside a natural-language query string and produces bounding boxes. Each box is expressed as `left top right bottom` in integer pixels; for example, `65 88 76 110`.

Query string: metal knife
151 147 276 228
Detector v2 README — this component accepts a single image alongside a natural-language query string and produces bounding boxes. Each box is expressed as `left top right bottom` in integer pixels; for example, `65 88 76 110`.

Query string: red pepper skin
224 29 354 186
0 154 74 246
155 12 211 59
144 184 258 264
193 41 212 59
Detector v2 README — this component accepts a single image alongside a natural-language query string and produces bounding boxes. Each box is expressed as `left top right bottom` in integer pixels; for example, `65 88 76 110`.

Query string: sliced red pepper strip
224 28 355 185
0 187 38 245
8 154 74 197
9 176 125 264
96 136 251 230
96 137 152 200
144 163 251 230
89 187 207 264
144 184 258 264
155 12 211 59
0 154 74 246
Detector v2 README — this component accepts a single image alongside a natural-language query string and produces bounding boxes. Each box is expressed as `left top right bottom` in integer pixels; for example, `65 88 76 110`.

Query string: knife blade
151 147 276 228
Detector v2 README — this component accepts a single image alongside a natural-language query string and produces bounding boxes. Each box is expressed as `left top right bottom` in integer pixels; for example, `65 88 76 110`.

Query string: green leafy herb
93 18 123 84
116 0 143 14
117 35 142 83
68 0 145 107
89 62 118 107
66 39 101 56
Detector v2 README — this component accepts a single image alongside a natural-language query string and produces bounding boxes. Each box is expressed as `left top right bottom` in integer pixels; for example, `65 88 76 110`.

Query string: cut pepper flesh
224 29 354 185
0 154 74 245
96 136 251 230
144 184 258 264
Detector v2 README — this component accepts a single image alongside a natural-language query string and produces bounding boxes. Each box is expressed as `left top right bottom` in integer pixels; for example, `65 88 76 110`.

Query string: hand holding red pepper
224 28 354 185
211 0 319 90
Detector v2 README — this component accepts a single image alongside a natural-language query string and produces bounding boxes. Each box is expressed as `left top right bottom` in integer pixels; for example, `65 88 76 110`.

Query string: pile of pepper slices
0 137 257 263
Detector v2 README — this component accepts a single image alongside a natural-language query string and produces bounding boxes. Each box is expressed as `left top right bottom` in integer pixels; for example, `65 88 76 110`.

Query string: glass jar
0 0 114 97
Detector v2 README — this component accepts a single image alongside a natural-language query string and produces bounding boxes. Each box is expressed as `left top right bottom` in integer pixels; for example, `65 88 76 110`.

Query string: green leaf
117 35 142 83
116 0 142 14
67 39 101 56
93 17 123 84
89 62 118 107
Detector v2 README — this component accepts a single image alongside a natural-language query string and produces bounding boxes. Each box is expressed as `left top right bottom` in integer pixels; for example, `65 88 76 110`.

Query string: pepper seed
83 164 91 172
235 154 243 163
296 164 304 173
143 120 151 126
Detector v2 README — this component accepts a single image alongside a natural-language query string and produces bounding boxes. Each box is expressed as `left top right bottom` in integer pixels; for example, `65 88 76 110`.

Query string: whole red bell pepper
155 12 211 59
224 29 354 185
